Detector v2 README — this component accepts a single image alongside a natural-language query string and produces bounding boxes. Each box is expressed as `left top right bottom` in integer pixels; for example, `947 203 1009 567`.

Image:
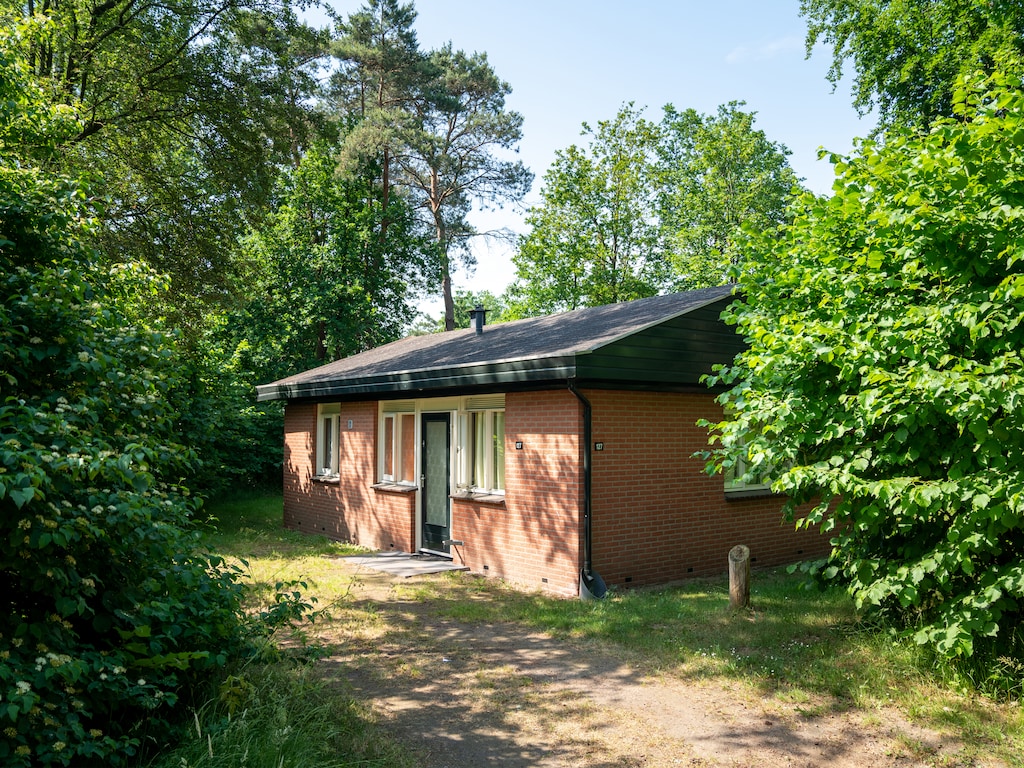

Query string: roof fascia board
256 356 579 402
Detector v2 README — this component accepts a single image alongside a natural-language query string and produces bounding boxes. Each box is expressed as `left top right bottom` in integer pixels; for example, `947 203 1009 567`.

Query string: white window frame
316 404 341 478
379 401 417 485
456 395 506 495
720 406 772 495
723 453 771 494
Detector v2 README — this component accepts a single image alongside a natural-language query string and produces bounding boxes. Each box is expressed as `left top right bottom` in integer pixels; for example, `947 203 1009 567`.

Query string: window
722 416 776 495
316 404 341 477
457 396 505 494
380 402 416 484
723 453 771 494
720 406 772 495
375 395 506 494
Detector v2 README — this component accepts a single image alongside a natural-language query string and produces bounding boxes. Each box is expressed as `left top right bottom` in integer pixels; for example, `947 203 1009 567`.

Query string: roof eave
255 355 580 402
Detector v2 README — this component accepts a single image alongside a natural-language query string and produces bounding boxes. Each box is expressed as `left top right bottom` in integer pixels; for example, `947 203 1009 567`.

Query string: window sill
371 482 418 494
724 487 776 500
313 475 340 484
451 491 506 507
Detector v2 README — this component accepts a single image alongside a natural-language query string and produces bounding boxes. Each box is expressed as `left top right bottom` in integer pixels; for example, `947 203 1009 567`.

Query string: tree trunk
442 269 455 331
728 544 750 609
430 170 456 331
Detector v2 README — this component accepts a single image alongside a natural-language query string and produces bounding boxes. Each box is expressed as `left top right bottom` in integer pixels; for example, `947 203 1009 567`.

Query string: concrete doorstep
340 551 469 578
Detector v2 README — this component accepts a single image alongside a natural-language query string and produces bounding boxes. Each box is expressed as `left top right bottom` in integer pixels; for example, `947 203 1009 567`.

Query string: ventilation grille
464 394 505 411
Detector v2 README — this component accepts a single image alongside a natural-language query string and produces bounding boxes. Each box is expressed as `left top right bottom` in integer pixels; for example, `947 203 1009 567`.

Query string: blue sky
318 1 873 311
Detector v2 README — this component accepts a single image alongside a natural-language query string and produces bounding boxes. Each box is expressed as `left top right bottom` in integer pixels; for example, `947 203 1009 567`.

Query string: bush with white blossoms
1 24 248 767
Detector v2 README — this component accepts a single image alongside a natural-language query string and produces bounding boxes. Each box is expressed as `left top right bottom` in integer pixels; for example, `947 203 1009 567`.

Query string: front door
420 413 451 554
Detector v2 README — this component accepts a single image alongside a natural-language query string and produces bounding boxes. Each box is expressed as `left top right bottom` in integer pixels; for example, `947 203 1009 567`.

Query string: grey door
420 413 451 554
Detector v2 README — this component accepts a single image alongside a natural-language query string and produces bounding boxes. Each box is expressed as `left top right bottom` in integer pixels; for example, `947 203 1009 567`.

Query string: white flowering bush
1 25 247 766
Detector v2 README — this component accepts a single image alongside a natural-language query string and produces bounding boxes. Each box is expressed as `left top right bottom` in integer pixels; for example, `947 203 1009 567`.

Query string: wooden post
729 545 750 609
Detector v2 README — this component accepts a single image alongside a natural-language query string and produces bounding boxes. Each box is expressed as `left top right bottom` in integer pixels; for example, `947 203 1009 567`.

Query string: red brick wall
282 402 415 552
280 389 828 596
454 390 582 596
587 390 830 587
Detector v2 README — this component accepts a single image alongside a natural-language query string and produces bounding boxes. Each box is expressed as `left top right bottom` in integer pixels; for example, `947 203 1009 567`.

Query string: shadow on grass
198 492 1024 766
320 576 967 768
200 491 366 559
406 569 908 706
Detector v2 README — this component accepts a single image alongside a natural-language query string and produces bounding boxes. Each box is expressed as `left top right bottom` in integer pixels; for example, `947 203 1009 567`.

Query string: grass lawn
147 493 414 768
154 491 1024 767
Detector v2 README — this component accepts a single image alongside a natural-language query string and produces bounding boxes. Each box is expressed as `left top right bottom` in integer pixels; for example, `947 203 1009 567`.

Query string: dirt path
316 563 996 768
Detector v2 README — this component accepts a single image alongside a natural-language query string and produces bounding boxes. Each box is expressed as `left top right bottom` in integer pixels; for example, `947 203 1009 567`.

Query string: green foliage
168 323 287 494
506 101 798 318
180 137 426 492
403 43 532 329
0 224 248 768
506 103 666 317
1 36 248 764
706 71 1024 663
235 139 422 376
2 0 331 323
331 0 429 178
0 22 77 163
659 101 801 289
332 2 532 330
802 0 1024 132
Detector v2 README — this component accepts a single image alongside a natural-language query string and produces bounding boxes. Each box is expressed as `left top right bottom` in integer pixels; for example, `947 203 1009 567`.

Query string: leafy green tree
802 0 1024 131
4 0 330 323
507 102 796 317
659 102 800 289
505 103 665 317
233 139 425 378
1 25 247 764
705 71 1024 662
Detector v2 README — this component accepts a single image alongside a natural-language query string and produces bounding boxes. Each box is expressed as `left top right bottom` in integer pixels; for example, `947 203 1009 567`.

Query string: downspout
569 379 606 599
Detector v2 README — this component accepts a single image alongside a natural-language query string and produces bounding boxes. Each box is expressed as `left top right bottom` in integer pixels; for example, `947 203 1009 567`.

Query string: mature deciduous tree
504 103 665 317
4 0 329 322
705 72 1024 663
506 101 795 316
801 0 1024 131
234 138 424 381
659 101 799 289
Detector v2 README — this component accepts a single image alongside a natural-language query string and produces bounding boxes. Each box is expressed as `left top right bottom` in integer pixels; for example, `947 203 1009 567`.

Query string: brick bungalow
256 285 829 597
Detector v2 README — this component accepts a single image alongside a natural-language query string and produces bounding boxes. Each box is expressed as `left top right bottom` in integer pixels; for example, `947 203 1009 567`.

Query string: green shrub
706 70 1024 664
1 24 249 765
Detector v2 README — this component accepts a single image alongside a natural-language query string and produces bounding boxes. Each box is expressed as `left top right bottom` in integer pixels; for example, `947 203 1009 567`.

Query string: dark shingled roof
256 285 739 402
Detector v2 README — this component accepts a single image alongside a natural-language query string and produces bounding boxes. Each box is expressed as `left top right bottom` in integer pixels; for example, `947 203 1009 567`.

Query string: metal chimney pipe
469 305 487 335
